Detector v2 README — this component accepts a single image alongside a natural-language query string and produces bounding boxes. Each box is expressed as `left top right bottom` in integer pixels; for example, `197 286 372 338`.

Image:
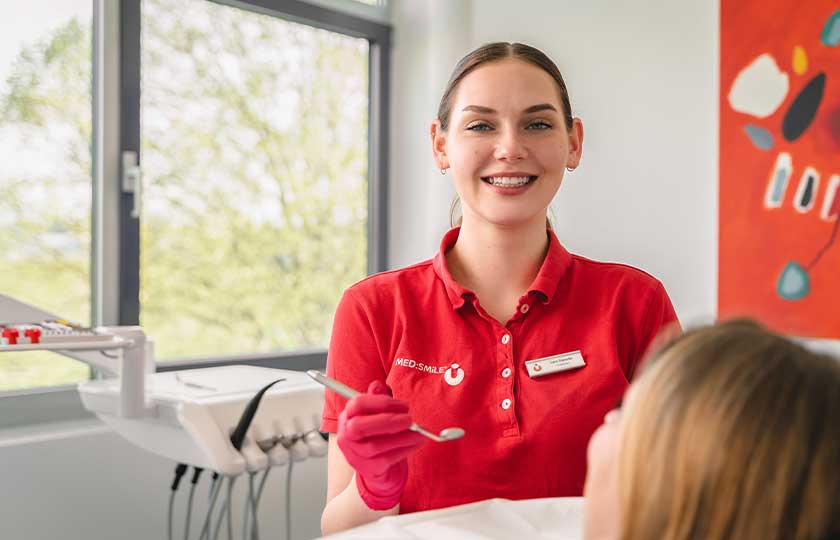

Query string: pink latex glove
337 380 426 510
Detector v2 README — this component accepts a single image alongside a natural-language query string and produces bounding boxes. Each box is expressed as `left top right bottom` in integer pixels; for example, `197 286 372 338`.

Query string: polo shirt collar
432 227 572 310
530 229 572 304
432 227 471 309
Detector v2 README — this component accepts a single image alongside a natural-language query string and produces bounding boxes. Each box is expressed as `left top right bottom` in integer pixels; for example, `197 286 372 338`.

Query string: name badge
525 350 586 378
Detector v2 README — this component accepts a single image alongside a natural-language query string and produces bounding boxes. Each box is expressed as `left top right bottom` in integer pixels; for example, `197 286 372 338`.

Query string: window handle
122 151 142 219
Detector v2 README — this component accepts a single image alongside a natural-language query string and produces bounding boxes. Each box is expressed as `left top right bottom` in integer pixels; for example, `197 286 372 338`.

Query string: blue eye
466 122 492 131
527 121 552 130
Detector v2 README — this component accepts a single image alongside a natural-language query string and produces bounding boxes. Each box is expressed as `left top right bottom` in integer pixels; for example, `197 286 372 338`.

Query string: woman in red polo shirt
319 42 679 534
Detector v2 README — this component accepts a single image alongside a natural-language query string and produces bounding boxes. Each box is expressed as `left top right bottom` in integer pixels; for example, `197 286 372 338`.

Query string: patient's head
584 319 840 540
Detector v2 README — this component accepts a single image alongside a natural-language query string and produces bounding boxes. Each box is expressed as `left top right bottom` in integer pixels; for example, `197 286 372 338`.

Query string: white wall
390 0 719 327
0 421 327 540
388 0 467 265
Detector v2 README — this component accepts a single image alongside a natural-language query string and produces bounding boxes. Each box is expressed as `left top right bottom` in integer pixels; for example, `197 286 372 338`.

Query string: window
0 1 94 391
139 0 371 360
0 0 390 423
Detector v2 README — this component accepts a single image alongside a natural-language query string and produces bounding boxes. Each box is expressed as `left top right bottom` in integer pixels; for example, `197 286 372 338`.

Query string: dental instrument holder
0 294 326 477
0 294 154 418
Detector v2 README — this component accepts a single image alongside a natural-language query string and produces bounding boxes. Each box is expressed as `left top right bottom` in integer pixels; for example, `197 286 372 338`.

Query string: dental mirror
306 370 465 443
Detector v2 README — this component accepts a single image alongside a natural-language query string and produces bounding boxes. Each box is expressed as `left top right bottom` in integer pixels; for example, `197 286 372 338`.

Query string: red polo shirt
321 227 678 513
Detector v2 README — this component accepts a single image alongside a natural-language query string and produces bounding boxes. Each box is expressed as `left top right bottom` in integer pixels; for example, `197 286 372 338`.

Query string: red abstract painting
719 0 840 338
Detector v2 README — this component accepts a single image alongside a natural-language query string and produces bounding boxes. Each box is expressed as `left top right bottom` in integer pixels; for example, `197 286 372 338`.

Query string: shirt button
501 398 512 410
501 367 512 378
520 304 530 314
501 334 510 345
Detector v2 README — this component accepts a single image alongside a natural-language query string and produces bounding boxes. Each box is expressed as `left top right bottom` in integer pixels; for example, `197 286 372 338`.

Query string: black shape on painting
801 175 815 208
782 73 826 142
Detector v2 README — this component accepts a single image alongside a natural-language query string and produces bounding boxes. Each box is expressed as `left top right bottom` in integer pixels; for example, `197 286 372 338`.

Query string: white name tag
525 350 586 378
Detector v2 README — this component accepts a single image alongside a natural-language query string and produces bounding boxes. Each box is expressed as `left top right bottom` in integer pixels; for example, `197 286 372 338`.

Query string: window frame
0 0 391 429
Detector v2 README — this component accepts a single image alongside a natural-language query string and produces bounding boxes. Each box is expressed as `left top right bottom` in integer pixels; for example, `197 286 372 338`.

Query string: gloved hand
337 380 426 510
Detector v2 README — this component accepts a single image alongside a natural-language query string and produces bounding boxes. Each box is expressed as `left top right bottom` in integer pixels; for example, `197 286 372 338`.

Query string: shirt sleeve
320 287 387 433
627 281 680 380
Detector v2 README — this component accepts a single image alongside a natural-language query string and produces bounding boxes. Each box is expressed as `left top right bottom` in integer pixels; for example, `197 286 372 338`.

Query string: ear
566 118 584 170
430 120 450 170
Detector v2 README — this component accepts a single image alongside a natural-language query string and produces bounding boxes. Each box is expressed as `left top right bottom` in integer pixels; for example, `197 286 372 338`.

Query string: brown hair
437 42 574 131
440 42 572 228
618 319 840 540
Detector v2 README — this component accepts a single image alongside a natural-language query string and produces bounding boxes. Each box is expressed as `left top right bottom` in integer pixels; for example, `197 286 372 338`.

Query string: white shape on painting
728 54 790 118
820 174 840 221
764 152 792 209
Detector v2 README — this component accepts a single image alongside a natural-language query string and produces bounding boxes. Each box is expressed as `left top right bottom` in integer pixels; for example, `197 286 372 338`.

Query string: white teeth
485 176 533 187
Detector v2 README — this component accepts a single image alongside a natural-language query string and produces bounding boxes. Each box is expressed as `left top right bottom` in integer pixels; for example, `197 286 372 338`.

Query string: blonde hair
618 319 840 540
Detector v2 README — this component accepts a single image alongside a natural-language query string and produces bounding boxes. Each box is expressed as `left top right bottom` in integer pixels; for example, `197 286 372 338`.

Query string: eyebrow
461 103 558 114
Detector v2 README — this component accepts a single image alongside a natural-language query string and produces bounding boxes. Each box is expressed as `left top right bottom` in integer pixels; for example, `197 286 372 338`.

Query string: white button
501 367 512 378
501 398 512 410
501 334 510 345
520 304 530 314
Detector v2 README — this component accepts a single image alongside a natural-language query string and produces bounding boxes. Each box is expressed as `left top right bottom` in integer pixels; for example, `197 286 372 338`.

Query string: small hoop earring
440 168 448 175
566 166 576 172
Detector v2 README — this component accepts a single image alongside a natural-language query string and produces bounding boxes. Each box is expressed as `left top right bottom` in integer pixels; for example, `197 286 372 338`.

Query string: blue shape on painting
744 124 774 150
821 10 840 46
770 167 788 203
777 261 810 300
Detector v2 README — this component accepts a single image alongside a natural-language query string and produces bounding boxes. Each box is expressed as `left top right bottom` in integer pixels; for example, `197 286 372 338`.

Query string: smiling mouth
481 175 538 187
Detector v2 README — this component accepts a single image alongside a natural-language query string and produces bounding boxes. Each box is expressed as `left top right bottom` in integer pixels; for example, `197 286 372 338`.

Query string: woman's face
583 404 625 540
432 59 583 228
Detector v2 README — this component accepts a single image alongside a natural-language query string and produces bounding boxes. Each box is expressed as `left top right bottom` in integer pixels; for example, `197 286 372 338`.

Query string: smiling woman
318 42 680 535
437 44 578 228
432 55 582 233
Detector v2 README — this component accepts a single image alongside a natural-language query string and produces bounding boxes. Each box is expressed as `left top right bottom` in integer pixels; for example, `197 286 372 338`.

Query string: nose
493 128 527 161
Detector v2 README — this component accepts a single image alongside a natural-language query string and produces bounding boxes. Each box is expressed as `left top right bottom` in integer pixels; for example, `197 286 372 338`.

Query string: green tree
139 0 369 358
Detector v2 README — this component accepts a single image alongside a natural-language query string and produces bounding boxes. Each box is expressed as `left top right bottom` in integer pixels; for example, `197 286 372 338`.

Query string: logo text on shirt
392 358 465 386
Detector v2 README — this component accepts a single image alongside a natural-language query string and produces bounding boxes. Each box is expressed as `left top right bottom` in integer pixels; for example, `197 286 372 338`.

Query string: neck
446 214 550 296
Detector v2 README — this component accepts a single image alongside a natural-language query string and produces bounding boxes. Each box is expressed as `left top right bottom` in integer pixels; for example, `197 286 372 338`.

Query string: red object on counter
24 327 41 344
2 327 19 345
